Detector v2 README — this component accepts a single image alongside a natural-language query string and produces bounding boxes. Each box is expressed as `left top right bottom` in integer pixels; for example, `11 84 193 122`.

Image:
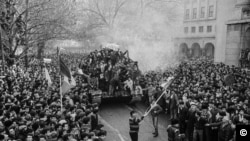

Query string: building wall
224 0 250 66
225 24 242 66
175 0 246 65
215 0 236 64
175 0 218 56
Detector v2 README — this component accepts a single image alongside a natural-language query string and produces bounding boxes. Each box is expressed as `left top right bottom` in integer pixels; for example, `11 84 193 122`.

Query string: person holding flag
142 76 175 137
129 110 145 141
150 98 163 137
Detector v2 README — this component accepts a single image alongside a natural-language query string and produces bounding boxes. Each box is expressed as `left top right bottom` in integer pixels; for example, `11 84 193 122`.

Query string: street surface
99 102 170 141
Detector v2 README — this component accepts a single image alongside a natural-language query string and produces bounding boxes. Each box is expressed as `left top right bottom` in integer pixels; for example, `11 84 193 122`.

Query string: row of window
184 26 213 33
185 5 214 20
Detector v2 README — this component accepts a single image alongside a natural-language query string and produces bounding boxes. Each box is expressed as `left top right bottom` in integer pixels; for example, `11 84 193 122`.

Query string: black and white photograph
0 0 250 141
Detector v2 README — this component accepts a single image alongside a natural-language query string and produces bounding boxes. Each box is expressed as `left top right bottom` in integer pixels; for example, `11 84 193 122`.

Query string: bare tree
72 0 181 43
0 0 76 65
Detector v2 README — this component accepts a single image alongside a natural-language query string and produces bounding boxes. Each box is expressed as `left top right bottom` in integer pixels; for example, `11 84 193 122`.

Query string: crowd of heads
0 52 106 141
172 59 249 116
79 48 140 95
144 59 250 114
1 47 250 141
142 58 250 141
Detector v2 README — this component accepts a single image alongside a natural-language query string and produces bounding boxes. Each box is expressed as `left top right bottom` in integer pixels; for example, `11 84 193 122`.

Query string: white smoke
104 0 184 72
73 0 184 72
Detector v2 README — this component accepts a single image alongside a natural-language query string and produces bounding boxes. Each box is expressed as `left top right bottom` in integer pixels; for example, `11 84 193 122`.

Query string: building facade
225 0 250 66
175 0 250 66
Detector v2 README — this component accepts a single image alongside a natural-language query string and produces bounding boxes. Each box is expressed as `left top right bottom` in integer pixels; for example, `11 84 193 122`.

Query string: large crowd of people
141 59 250 141
1 47 250 141
0 52 106 141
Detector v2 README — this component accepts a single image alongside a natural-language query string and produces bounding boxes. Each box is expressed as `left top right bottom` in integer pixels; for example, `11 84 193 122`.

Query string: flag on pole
60 57 71 79
62 75 76 94
144 76 175 117
161 76 174 89
44 67 52 86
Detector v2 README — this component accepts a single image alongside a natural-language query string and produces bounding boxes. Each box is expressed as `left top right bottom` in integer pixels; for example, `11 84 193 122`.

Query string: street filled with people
0 47 250 141
140 59 250 141
0 51 107 141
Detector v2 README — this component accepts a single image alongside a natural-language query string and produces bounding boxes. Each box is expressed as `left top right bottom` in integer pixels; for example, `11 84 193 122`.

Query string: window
193 8 197 19
200 7 205 18
185 9 190 20
184 27 188 33
191 27 196 33
199 26 203 33
207 26 212 32
234 25 240 31
209 5 214 17
243 9 250 18
227 25 233 31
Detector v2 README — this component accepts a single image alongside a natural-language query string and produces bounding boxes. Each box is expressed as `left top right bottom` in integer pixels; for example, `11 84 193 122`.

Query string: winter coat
218 122 233 141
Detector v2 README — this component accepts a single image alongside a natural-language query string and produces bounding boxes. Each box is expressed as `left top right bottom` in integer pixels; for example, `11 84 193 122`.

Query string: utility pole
0 29 5 71
24 0 29 68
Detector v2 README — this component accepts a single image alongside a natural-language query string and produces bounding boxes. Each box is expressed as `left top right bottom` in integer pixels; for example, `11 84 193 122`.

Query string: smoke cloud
97 0 184 72
51 0 184 72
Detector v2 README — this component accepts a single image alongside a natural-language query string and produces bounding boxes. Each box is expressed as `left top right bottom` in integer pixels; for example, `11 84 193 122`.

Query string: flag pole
143 77 175 117
57 47 63 113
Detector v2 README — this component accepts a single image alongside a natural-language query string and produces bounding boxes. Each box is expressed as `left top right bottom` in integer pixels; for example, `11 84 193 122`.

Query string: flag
44 67 52 86
160 76 174 89
60 56 71 79
62 75 76 94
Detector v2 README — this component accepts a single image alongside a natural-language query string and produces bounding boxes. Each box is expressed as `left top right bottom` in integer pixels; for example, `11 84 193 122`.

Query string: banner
43 58 52 63
44 67 52 86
